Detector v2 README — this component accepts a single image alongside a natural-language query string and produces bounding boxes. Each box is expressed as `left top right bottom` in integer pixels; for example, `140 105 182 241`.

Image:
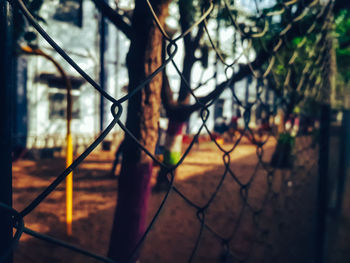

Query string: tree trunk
164 46 194 159
154 41 195 188
108 0 170 261
161 120 185 167
154 0 201 188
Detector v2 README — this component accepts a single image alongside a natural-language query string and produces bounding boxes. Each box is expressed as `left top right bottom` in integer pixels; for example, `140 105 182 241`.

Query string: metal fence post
0 1 13 262
335 110 350 214
314 104 331 263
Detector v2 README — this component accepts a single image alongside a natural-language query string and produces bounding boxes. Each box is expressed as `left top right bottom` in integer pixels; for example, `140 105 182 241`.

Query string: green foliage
335 8 350 83
291 37 303 46
277 132 295 147
249 3 327 114
335 9 350 38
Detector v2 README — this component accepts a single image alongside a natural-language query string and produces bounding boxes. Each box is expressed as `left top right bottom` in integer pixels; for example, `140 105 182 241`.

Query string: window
49 91 80 120
53 0 83 27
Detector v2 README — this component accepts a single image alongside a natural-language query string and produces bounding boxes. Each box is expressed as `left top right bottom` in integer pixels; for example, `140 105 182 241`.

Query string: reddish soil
12 136 321 263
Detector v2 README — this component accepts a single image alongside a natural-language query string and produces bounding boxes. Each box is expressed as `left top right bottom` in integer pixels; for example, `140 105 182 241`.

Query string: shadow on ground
12 137 325 263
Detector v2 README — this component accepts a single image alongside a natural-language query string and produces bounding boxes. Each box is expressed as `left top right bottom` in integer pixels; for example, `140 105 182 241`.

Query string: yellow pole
65 61 73 236
66 133 73 236
21 46 74 236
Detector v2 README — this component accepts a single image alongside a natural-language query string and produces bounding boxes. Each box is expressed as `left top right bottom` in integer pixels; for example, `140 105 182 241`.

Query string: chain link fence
1 0 346 262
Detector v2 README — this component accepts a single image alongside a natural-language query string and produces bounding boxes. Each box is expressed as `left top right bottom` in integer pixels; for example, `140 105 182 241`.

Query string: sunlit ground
12 136 343 263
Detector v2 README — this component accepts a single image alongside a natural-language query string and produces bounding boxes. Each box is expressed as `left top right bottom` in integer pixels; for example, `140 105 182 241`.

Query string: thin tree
153 0 211 191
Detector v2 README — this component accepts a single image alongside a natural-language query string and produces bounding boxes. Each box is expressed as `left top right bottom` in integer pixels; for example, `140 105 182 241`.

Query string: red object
108 162 153 262
182 135 192 144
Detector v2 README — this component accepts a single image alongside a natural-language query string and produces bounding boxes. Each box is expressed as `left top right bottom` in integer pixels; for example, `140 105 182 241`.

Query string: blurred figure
155 120 167 164
214 116 228 135
230 108 241 130
226 108 241 141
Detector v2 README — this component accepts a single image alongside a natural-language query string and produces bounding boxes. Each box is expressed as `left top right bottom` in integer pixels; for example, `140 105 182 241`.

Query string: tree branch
166 0 332 119
161 71 195 121
92 0 133 39
192 22 205 50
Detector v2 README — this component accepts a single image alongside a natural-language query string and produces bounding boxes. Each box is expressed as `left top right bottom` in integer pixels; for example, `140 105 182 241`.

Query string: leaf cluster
335 8 350 83
277 132 295 146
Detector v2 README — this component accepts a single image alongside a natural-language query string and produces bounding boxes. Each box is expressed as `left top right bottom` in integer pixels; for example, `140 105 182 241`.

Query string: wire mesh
1 0 335 262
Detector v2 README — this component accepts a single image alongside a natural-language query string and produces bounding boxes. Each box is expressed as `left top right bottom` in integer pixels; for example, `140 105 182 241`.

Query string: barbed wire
1 0 333 262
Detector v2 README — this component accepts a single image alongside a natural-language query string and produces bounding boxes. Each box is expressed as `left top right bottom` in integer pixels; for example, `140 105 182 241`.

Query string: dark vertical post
314 12 335 262
99 9 107 132
0 1 13 262
335 110 350 214
315 104 331 263
12 56 28 159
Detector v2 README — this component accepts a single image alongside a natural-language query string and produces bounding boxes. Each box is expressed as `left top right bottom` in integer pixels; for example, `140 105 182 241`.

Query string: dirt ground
12 136 323 263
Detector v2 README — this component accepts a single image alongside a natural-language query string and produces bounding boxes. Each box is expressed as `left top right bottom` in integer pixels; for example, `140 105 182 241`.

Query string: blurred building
14 0 275 155
17 0 130 153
